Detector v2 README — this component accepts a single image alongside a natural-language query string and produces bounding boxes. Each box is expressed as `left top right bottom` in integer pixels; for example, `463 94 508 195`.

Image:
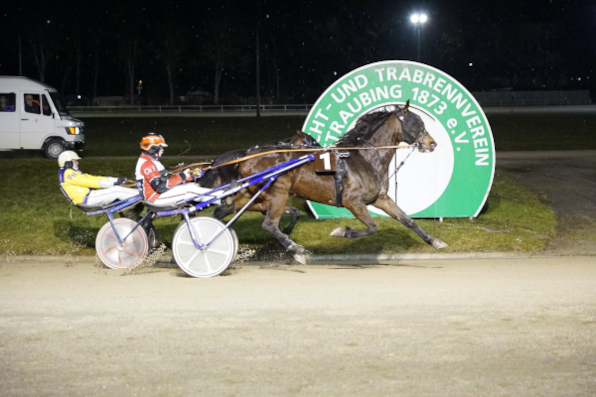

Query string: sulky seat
141 201 178 213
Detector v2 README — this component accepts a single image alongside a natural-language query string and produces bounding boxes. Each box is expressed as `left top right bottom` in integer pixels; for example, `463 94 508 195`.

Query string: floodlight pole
417 26 421 62
410 13 427 62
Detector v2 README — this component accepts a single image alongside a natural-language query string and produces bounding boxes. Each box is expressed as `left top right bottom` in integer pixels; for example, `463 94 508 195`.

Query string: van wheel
44 139 67 159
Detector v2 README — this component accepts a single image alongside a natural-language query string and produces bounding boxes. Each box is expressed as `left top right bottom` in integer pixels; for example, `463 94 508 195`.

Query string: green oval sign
302 60 495 219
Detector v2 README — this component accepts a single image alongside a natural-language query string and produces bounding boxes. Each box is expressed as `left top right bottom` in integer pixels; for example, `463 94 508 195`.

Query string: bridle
394 107 430 150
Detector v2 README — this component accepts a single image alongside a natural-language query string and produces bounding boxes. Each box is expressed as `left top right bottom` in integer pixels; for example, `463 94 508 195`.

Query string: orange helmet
140 133 168 150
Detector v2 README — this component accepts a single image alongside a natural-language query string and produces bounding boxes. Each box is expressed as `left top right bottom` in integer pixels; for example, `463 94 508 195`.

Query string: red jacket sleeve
141 161 184 193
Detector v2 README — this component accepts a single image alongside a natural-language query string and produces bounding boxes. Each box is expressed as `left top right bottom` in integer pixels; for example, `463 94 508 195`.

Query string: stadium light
410 12 428 62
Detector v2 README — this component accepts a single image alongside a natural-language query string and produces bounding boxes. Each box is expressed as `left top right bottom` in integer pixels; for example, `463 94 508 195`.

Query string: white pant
151 183 223 208
85 187 140 207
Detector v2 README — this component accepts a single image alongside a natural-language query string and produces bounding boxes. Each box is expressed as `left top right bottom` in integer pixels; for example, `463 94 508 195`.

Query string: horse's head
396 101 437 153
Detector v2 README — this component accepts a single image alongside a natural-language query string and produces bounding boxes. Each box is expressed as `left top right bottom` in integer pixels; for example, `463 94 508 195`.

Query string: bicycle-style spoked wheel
96 218 148 269
172 217 237 278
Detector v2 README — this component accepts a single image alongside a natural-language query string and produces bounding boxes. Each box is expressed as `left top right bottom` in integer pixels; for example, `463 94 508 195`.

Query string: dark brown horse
210 102 448 256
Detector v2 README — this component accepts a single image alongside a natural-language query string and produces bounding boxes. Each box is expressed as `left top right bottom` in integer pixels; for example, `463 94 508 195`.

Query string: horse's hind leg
227 201 299 235
280 206 300 235
213 202 235 220
259 203 301 235
260 182 305 255
372 196 447 249
330 201 378 239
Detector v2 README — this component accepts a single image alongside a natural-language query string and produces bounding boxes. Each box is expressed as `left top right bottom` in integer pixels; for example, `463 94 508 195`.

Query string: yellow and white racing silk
59 168 109 205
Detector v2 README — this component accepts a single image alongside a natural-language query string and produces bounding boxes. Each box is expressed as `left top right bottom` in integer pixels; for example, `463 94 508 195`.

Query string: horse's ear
297 130 308 139
404 100 410 113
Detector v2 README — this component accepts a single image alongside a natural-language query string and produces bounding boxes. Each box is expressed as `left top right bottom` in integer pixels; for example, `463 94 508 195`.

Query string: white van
0 76 85 159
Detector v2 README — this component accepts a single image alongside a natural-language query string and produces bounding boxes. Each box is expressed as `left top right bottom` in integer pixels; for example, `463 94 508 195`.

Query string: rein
170 143 414 174
172 106 428 174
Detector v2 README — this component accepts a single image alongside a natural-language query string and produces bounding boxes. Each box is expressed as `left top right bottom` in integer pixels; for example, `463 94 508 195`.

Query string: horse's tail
199 149 246 188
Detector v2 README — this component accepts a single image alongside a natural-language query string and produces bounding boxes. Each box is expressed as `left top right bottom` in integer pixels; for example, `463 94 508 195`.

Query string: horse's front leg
330 200 378 239
372 195 448 249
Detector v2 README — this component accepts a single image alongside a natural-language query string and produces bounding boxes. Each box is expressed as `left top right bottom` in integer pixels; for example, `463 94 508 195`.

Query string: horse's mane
334 110 395 148
235 110 395 154
244 132 321 153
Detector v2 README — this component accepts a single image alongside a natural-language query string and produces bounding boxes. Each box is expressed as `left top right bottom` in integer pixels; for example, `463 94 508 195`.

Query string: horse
211 101 448 256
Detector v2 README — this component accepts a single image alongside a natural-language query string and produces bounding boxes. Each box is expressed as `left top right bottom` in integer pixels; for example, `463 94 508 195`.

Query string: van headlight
66 127 81 135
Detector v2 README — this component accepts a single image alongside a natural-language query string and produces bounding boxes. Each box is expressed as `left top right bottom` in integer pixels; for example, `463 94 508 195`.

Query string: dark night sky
1 0 594 103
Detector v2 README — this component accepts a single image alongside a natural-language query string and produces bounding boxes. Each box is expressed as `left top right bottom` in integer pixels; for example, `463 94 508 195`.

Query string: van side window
0 93 16 112
41 94 52 116
24 93 41 114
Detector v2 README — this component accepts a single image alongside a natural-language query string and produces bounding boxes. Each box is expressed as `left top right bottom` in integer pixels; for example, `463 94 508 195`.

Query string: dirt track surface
497 150 596 255
1 257 595 396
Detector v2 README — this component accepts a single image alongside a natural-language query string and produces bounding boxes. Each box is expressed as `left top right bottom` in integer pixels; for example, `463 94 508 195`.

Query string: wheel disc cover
96 218 148 269
173 217 236 278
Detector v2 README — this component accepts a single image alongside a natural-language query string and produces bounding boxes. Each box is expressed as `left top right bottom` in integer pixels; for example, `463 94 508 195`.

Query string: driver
135 133 221 207
58 151 139 207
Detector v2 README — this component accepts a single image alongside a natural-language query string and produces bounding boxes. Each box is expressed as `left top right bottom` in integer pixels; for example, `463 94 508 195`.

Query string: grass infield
4 112 581 257
0 158 555 257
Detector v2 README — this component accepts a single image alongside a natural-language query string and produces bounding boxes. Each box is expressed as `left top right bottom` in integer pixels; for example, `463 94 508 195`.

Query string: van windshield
48 92 70 116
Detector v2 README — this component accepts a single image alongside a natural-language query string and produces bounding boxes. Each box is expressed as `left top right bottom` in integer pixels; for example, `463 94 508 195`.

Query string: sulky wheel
96 218 148 269
145 225 158 250
230 227 239 261
172 217 237 278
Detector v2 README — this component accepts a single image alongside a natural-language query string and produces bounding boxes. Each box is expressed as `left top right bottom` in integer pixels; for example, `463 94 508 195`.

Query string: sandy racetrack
1 257 595 396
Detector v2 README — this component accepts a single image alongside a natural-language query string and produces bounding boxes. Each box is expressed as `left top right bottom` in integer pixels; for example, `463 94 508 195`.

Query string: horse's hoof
330 227 345 237
432 239 448 249
293 253 307 264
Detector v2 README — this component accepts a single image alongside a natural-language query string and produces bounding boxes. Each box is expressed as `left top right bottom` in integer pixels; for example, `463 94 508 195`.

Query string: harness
169 108 430 208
